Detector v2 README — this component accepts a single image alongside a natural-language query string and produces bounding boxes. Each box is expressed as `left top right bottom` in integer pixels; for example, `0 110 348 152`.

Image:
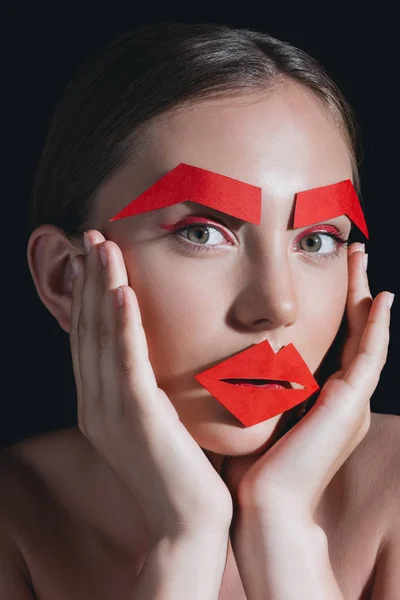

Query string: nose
232 240 298 332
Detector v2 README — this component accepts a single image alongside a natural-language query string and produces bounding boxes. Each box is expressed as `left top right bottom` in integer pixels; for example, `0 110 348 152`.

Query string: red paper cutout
293 180 369 240
109 163 262 224
194 340 319 427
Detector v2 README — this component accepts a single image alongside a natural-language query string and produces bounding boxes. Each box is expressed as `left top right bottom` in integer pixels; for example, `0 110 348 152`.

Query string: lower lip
230 383 286 390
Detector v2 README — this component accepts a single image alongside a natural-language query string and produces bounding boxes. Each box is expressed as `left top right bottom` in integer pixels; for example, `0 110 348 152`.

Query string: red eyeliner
293 223 346 241
160 216 233 240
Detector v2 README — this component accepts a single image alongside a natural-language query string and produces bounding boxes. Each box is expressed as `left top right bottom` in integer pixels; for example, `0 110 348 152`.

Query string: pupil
302 233 321 252
189 226 209 243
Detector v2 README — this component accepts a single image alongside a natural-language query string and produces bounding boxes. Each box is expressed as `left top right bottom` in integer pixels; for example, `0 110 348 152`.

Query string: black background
3 5 398 449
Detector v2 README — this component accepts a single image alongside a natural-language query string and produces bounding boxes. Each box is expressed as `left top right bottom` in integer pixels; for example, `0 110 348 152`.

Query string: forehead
109 163 368 239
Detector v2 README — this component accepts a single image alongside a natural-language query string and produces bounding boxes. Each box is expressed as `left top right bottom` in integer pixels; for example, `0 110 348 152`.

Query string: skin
24 78 360 572
34 84 352 459
76 81 351 460
22 80 384 596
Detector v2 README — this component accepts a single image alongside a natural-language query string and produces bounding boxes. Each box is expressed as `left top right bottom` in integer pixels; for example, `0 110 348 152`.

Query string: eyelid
160 216 236 242
292 223 344 241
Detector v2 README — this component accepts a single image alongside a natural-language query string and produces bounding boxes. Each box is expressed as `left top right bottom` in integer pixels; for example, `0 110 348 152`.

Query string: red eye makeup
160 216 235 255
160 216 234 241
294 224 349 259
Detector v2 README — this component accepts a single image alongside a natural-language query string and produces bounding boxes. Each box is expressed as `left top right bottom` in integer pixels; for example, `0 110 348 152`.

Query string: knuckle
321 381 357 419
117 347 132 375
98 319 111 350
104 240 121 257
115 332 133 376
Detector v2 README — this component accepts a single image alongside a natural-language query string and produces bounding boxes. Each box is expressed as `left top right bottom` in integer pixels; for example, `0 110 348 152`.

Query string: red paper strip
194 340 319 427
293 180 369 240
109 163 262 224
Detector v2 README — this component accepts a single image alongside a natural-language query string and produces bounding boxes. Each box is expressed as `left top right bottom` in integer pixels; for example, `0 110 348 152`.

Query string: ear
27 224 82 334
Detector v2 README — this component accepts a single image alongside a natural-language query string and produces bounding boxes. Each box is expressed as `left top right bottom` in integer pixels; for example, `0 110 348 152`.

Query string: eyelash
169 219 350 260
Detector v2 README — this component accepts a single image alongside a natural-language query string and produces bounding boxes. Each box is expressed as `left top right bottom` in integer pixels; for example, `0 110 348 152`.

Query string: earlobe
26 224 79 334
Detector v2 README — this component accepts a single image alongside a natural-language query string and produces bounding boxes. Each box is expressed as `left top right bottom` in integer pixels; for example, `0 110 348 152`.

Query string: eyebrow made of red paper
109 165 360 231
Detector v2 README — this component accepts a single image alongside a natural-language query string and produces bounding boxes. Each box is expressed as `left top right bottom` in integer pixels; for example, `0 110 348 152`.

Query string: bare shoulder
0 447 38 598
0 428 93 548
0 432 60 522
363 411 400 499
364 413 400 599
0 429 88 597
0 430 76 559
0 532 35 599
368 412 400 525
348 411 400 517
315 411 400 542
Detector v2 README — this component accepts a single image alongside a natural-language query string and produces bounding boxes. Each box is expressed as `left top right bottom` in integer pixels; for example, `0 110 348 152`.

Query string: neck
203 450 225 474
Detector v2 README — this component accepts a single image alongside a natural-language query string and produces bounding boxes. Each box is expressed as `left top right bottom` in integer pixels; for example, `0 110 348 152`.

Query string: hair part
29 22 361 247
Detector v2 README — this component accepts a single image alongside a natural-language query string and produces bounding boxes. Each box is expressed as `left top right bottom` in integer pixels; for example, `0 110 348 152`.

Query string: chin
169 386 305 456
183 409 294 457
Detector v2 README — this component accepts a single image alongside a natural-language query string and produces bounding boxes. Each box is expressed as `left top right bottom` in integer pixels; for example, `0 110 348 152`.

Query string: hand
221 242 393 522
69 229 233 542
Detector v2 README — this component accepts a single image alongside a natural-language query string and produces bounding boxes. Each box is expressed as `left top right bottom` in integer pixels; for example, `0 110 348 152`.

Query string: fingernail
99 246 107 267
363 253 368 271
387 293 395 309
83 232 91 255
116 287 124 307
360 243 365 253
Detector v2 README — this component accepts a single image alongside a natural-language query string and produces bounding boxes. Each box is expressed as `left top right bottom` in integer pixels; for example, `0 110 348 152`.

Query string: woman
1 22 398 599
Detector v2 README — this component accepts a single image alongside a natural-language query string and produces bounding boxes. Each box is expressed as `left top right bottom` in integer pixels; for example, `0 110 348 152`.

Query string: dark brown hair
29 22 360 248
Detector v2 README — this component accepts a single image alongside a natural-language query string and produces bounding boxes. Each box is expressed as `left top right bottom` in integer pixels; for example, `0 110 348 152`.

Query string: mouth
194 340 319 427
220 379 304 390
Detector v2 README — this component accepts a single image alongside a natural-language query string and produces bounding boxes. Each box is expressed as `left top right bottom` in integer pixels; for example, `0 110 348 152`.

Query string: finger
97 240 129 422
305 292 391 493
69 254 85 426
347 243 372 333
341 291 391 397
116 283 161 419
98 239 162 425
250 291 392 508
78 229 106 430
347 240 364 258
341 245 372 370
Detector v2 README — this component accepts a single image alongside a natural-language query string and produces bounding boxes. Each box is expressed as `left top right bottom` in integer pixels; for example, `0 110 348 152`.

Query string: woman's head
27 23 361 456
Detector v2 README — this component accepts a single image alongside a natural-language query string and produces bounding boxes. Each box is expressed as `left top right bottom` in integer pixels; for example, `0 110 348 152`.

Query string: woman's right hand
69 229 233 542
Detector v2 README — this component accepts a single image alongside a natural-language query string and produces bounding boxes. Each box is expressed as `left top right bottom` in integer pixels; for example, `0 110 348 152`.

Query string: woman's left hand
222 243 392 519
220 243 393 598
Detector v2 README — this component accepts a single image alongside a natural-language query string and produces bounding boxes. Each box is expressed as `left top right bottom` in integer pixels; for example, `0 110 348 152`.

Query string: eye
160 216 235 254
295 226 349 260
179 223 226 246
299 232 335 253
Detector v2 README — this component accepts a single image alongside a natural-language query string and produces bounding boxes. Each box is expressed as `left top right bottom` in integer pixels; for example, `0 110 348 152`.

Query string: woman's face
95 82 353 456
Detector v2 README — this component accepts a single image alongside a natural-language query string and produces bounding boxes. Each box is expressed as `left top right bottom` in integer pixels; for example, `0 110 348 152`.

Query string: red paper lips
194 340 320 427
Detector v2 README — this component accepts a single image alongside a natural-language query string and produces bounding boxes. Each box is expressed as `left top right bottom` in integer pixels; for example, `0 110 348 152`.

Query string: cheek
124 251 226 382
297 260 348 370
